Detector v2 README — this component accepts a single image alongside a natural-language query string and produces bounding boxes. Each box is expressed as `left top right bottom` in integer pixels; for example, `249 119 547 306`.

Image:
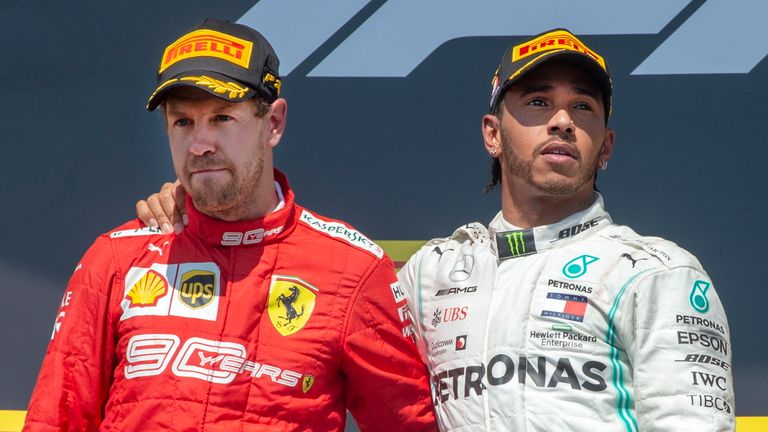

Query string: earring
491 148 498 156
600 160 608 170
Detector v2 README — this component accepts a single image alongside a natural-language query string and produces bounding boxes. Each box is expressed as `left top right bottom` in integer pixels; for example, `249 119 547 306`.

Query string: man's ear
267 98 287 148
599 127 616 167
482 114 502 158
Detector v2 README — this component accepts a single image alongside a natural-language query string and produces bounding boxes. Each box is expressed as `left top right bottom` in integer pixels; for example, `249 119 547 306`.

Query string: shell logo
125 270 169 307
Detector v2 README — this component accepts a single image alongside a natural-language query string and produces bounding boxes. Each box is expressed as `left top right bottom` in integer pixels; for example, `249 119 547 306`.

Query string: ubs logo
432 307 469 327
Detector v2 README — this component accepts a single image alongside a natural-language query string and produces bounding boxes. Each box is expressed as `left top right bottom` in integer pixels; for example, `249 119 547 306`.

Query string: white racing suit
399 195 734 431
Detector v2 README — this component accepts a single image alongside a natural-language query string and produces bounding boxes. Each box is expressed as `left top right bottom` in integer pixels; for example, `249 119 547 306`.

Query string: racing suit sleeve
341 256 437 432
621 267 734 431
396 251 430 363
24 236 119 432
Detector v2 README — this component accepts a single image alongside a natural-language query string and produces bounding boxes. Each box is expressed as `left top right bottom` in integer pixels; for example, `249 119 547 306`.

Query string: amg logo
436 286 478 297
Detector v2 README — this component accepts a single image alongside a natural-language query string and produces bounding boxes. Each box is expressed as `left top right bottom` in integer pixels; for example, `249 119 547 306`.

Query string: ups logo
179 270 216 309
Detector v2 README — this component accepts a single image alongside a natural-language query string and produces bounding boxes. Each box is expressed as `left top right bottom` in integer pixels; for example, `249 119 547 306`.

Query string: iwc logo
267 275 319 336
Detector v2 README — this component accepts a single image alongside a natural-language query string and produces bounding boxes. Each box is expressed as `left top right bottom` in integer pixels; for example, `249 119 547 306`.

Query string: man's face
164 88 277 216
487 61 614 198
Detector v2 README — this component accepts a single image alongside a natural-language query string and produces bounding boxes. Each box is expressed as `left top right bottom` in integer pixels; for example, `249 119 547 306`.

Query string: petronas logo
689 280 711 313
562 255 599 279
505 232 526 256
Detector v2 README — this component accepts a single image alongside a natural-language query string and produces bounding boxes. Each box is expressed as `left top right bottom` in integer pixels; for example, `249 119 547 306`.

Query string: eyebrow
165 105 186 118
571 85 600 99
519 84 600 100
519 84 554 97
166 100 235 117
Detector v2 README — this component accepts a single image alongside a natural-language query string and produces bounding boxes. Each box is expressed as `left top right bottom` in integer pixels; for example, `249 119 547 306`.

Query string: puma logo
621 253 648 268
432 246 455 261
148 241 170 256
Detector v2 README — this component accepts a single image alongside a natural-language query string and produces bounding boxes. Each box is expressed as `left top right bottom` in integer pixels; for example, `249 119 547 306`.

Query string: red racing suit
24 170 435 432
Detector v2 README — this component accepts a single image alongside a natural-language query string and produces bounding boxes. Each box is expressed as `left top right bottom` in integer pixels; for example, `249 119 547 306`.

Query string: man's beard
185 154 264 213
500 129 599 196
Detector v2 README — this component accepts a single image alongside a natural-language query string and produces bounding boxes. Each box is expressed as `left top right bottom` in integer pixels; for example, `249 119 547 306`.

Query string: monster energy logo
496 229 536 259
506 232 526 256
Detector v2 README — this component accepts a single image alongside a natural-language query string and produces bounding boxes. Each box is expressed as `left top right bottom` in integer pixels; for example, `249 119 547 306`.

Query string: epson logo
677 331 729 356
436 286 478 297
221 226 284 246
432 355 606 404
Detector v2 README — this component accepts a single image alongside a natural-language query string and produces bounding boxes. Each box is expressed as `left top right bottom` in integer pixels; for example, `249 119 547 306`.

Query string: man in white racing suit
398 28 734 431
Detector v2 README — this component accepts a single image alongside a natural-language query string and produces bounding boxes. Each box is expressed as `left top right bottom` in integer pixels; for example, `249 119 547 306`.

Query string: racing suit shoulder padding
599 224 705 272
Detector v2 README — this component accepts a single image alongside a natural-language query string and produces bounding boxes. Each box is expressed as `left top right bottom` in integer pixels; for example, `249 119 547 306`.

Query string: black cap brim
146 71 256 111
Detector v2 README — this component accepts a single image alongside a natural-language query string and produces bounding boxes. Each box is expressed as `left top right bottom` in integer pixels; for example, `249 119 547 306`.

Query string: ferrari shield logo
302 375 315 393
267 275 318 336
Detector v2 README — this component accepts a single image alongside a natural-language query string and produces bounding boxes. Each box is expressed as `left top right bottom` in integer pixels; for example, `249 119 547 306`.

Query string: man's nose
189 124 216 155
548 109 575 136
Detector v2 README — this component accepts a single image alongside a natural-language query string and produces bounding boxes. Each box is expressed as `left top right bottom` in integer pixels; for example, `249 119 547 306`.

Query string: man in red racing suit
24 18 435 432
24 171 434 431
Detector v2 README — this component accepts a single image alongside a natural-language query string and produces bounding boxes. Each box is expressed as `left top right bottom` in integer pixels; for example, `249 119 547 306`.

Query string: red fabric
563 300 587 316
24 170 436 432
